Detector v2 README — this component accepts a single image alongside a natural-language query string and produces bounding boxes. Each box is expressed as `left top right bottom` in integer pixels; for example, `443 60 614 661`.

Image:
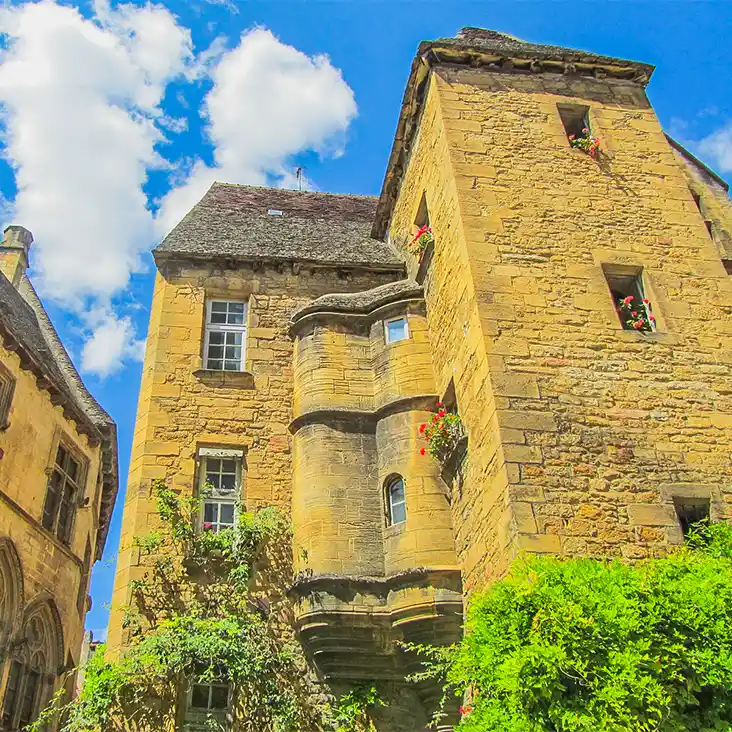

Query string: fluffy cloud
0 6 357 377
156 28 357 236
81 311 145 377
698 122 732 174
0 0 192 308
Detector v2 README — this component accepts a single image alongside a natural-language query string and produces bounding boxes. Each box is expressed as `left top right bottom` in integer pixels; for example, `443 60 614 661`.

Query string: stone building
108 28 732 730
0 227 118 730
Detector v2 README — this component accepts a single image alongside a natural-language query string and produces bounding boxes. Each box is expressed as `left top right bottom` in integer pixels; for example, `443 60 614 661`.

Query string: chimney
0 225 33 288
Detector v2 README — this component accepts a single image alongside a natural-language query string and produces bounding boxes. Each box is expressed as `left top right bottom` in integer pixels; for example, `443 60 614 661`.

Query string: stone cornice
289 394 438 434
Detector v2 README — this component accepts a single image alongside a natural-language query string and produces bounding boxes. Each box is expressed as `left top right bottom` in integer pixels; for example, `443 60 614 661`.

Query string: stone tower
108 28 732 731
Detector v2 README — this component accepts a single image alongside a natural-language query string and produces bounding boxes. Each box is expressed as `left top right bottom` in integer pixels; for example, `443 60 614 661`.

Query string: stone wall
0 342 104 709
107 260 401 653
388 67 732 593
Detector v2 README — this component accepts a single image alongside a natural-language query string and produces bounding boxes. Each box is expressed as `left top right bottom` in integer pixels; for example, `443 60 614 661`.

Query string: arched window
385 476 407 526
2 599 63 730
0 538 23 659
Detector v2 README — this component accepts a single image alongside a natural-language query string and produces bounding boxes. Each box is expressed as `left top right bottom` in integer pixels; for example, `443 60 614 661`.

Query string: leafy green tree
444 522 732 731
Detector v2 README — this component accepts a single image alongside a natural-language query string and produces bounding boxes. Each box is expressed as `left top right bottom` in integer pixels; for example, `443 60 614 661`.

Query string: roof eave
372 39 654 240
152 248 406 274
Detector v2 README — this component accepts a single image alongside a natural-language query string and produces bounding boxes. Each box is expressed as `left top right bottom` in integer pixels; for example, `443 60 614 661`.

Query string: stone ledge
192 369 255 389
289 393 438 434
627 503 678 527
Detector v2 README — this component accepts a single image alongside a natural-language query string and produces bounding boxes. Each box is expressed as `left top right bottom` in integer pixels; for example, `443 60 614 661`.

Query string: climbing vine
408 521 732 731
31 481 384 731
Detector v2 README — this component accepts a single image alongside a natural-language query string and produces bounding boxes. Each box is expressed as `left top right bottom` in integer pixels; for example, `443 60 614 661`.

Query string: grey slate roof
292 279 423 321
155 183 404 270
0 272 118 558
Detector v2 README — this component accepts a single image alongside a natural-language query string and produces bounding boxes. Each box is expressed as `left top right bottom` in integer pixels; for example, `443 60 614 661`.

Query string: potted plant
568 127 600 158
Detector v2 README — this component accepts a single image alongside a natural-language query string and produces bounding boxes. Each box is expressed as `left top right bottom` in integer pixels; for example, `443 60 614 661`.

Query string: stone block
627 504 678 527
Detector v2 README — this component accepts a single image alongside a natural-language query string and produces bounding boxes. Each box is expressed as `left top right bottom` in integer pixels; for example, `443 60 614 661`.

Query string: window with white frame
198 449 243 533
385 476 407 526
204 300 247 372
384 316 409 344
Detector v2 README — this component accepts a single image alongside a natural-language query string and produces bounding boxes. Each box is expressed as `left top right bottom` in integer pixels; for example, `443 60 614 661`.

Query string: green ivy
31 482 381 731
430 521 732 731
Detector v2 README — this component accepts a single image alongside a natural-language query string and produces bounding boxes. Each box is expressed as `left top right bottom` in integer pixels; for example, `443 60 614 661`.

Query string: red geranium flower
623 295 634 305
419 447 426 456
438 410 446 417
459 706 473 715
419 423 426 433
202 522 213 531
642 299 650 305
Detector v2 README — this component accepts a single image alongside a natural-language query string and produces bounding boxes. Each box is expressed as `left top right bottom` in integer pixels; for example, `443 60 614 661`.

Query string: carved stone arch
21 594 65 676
0 537 24 659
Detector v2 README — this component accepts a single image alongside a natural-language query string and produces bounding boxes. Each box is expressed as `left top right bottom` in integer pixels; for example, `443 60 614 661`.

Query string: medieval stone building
108 28 732 730
0 226 119 730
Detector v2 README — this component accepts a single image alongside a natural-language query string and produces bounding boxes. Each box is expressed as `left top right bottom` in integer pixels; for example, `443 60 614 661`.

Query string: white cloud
0 9 357 376
0 1 193 310
81 311 145 377
698 122 732 174
156 28 357 236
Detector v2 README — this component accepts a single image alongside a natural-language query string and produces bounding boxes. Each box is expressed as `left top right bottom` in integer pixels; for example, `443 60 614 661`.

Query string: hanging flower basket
617 295 655 332
419 402 464 464
408 225 433 257
569 128 600 158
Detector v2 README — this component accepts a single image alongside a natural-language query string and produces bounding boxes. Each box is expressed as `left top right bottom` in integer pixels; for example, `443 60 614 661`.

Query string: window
42 443 84 543
558 103 591 141
384 316 409 344
0 363 14 430
204 300 247 372
267 208 283 216
199 452 242 533
386 476 406 526
184 674 231 731
602 266 656 333
674 498 710 539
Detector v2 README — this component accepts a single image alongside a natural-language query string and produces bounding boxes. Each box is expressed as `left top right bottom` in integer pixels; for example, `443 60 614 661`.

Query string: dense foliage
430 522 732 731
31 482 382 731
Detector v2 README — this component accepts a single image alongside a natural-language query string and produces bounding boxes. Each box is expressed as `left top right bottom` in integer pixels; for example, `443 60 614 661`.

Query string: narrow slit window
673 497 710 539
603 268 656 333
204 299 247 372
386 476 406 526
199 454 241 533
384 316 409 344
558 103 599 156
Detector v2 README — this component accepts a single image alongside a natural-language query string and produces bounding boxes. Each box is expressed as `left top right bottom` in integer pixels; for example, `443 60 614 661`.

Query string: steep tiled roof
155 183 404 270
0 272 118 558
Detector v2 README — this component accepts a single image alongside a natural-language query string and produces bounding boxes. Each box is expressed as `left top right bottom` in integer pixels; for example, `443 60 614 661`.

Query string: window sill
193 369 255 389
384 522 406 538
415 240 434 285
615 329 679 346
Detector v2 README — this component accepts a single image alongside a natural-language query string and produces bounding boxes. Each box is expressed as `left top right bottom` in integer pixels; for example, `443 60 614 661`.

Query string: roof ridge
209 182 378 200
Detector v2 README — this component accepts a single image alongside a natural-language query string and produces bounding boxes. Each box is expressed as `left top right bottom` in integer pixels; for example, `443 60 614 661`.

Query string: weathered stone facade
109 27 732 731
0 227 118 730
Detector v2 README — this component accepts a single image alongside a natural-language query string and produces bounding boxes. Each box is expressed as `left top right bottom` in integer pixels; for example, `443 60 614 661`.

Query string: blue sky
0 0 729 639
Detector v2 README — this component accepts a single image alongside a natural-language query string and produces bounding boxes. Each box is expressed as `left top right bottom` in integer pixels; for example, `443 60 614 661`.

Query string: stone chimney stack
0 225 34 288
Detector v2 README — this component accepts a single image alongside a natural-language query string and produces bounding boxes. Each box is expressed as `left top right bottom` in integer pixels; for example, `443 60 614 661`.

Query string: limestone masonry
108 27 731 731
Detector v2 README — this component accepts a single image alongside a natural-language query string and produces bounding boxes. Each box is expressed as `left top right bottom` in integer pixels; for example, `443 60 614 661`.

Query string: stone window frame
384 315 410 345
182 674 232 730
384 474 407 527
0 360 15 431
41 432 88 546
557 102 592 145
196 446 245 534
601 264 661 333
203 298 248 373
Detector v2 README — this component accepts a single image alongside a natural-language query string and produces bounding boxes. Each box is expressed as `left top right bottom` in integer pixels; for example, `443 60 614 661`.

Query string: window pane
389 480 405 504
226 332 243 346
208 331 225 345
19 669 40 725
67 456 79 482
219 504 235 525
224 360 240 371
203 503 218 523
209 684 229 709
206 458 221 473
206 359 224 371
391 501 407 525
227 304 245 325
386 318 408 343
190 683 209 709
56 445 67 468
42 472 63 530
207 345 224 359
3 661 22 724
221 459 236 474
219 474 236 492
